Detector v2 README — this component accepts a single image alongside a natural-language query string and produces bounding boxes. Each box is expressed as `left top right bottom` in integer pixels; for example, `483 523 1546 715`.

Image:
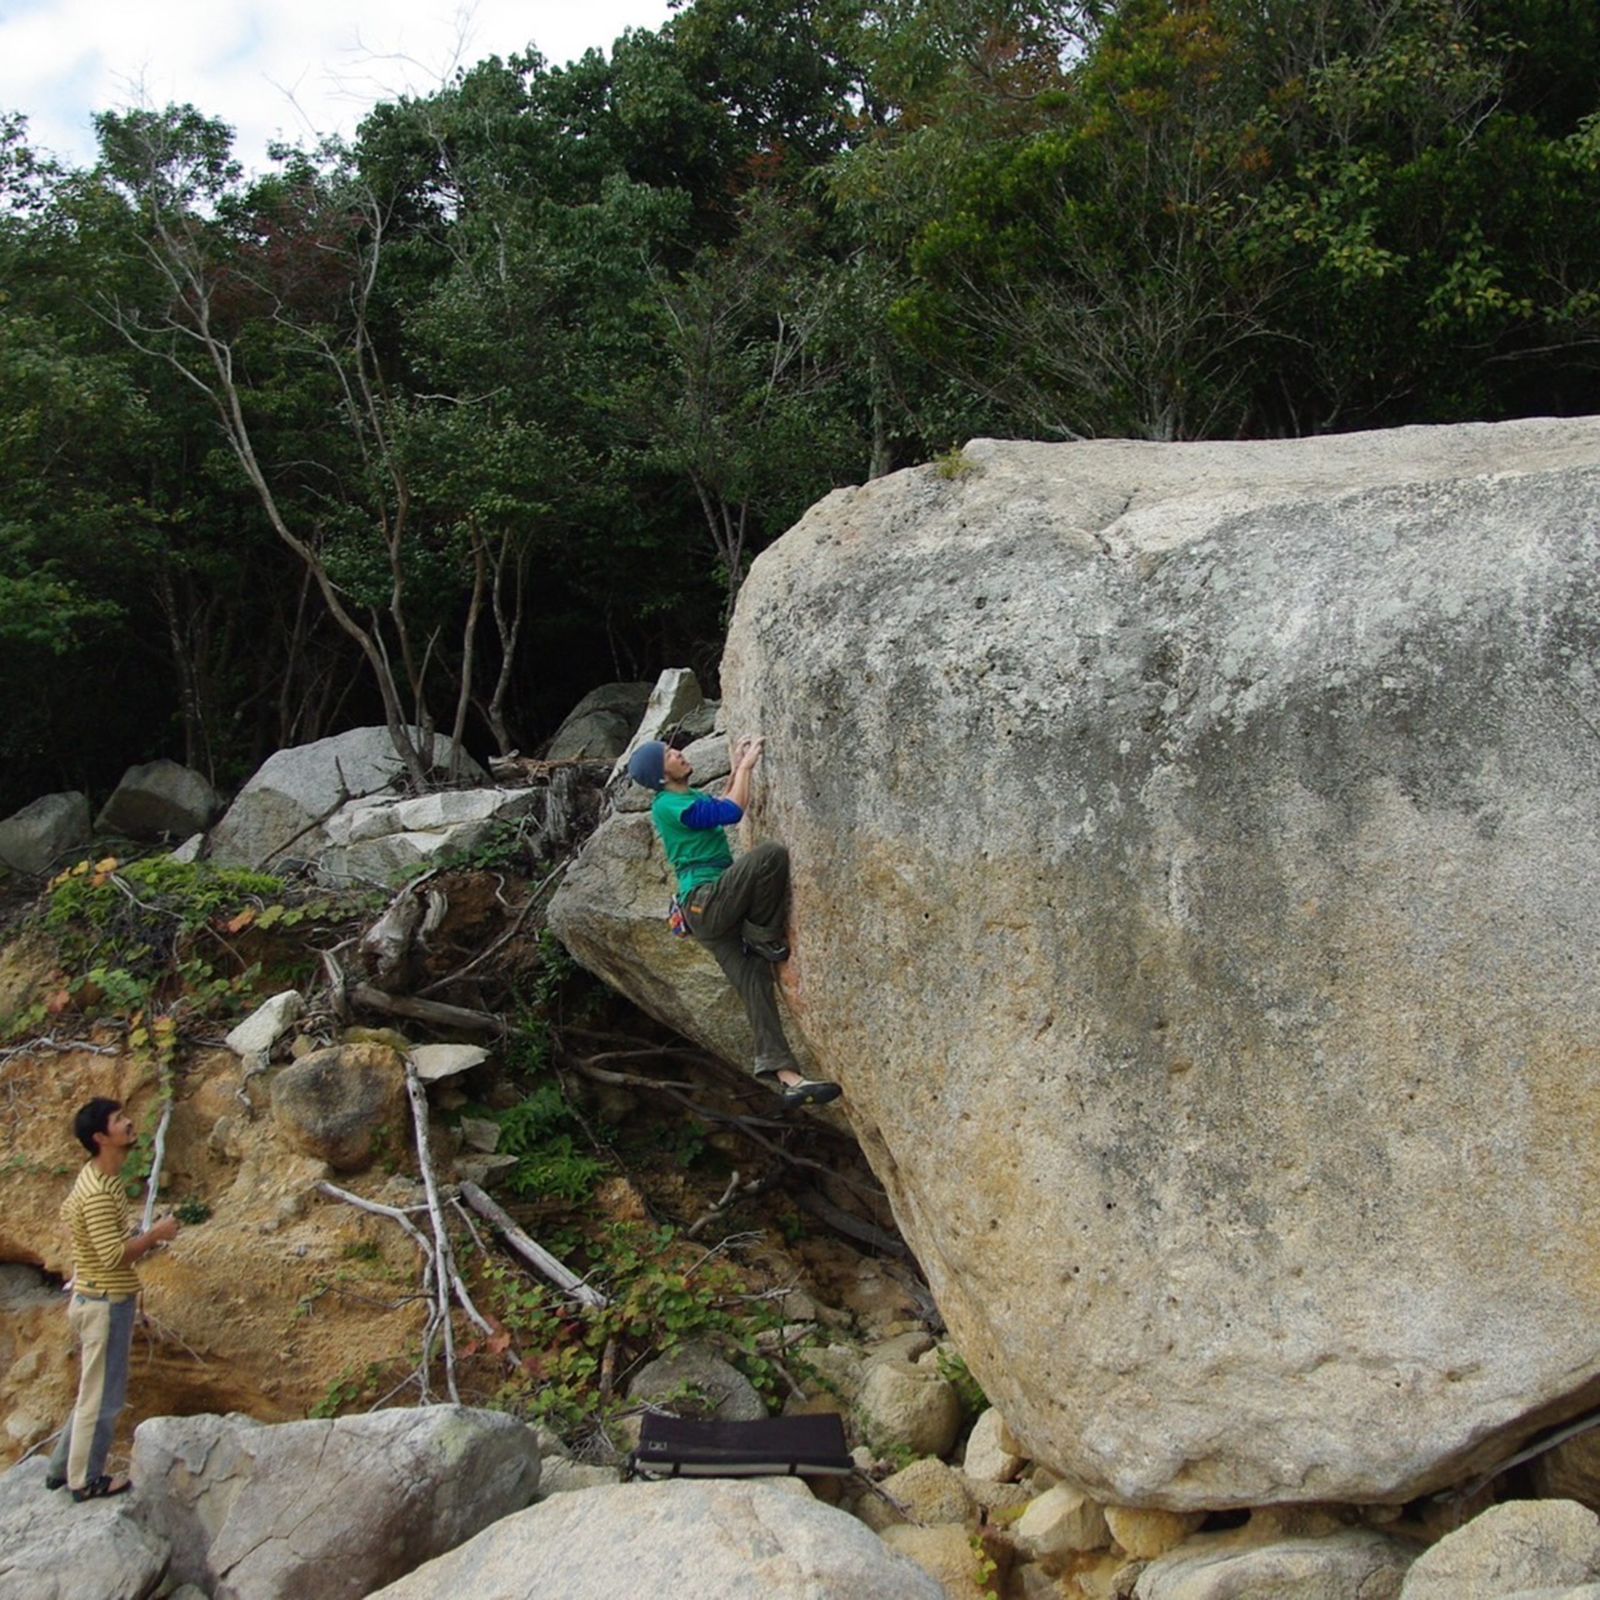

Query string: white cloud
0 0 675 172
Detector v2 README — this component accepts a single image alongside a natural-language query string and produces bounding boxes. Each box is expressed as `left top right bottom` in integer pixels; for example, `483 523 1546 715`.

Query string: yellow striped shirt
61 1162 140 1297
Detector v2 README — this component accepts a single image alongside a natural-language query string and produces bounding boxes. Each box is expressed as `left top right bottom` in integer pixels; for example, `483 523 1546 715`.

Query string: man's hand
149 1215 180 1246
733 735 764 772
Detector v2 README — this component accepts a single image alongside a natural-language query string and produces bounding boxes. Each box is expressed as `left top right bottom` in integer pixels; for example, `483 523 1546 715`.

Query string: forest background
3 0 1598 814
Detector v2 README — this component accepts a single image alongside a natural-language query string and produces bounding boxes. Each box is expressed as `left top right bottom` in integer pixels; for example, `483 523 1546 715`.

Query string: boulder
271 1042 405 1171
1136 1529 1419 1600
1399 1500 1600 1600
546 681 653 761
0 1456 169 1600
366 1479 945 1600
95 760 218 839
626 1340 767 1422
208 727 482 870
130 1406 540 1600
710 416 1600 1506
0 791 90 875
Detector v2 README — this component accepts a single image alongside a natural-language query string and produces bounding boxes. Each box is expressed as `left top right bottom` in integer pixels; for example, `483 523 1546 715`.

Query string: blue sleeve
682 796 744 829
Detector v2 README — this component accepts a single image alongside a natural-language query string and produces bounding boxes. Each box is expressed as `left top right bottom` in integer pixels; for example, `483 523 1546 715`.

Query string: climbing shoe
742 936 790 963
779 1077 842 1110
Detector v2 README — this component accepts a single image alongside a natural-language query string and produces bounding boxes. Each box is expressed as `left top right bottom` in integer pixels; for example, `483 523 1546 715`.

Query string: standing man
628 734 841 1109
46 1098 179 1501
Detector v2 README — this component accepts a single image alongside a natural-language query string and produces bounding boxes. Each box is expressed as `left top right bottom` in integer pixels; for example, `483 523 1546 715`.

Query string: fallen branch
316 1180 492 1346
569 1060 697 1094
404 1058 463 1402
140 1093 176 1234
458 1181 608 1308
792 1184 907 1259
0 1037 119 1067
349 983 503 1036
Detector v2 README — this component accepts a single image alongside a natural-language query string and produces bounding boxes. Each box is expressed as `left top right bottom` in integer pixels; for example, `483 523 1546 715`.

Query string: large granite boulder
96 760 218 839
0 1456 170 1600
689 417 1600 1508
208 727 483 870
367 1479 945 1600
130 1406 540 1600
0 791 90 875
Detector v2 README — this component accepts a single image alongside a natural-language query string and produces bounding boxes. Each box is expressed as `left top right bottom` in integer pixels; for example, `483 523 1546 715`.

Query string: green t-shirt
651 788 734 896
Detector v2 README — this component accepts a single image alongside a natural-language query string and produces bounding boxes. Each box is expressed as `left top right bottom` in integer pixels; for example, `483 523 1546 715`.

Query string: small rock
458 1117 501 1154
627 1340 766 1422
805 1344 867 1406
959 1474 1034 1519
859 1458 975 1533
856 1360 962 1458
880 1524 1005 1600
867 1330 935 1367
1105 1505 1207 1560
410 1043 490 1082
226 991 304 1060
964 1406 1026 1483
1016 1483 1110 1559
170 834 205 864
455 1154 519 1189
1137 1528 1419 1600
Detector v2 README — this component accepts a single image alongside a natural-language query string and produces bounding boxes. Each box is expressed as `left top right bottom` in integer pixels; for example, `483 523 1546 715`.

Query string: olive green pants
685 842 798 1076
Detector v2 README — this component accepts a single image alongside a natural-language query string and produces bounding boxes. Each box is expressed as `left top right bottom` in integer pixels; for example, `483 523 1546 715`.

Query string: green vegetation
484 1221 786 1442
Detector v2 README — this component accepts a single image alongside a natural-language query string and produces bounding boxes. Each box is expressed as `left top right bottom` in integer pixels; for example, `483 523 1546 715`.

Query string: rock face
0 791 90 875
317 786 536 883
96 760 218 840
717 417 1600 1508
367 1479 946 1600
0 1456 169 1600
208 727 482 870
130 1406 540 1600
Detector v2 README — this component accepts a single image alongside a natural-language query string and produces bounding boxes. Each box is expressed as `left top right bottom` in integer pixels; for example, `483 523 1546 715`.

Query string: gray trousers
685 841 798 1077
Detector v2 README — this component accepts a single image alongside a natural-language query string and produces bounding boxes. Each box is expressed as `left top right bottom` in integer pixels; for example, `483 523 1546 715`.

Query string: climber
627 733 841 1110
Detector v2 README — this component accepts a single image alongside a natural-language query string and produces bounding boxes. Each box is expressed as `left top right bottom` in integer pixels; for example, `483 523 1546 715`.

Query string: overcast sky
1 0 676 174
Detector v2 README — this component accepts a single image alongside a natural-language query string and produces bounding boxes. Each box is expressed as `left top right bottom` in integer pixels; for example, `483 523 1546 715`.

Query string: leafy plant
937 1346 988 1421
495 1083 609 1202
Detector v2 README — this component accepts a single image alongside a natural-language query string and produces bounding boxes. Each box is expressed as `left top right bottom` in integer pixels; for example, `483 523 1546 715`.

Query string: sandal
71 1474 132 1502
